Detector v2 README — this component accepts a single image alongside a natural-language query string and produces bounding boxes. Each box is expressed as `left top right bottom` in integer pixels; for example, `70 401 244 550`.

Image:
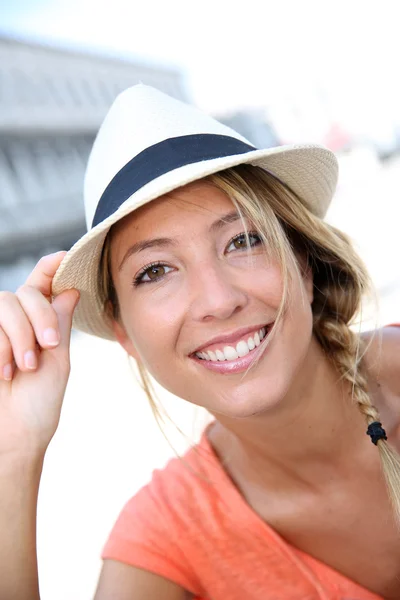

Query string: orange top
102 430 382 600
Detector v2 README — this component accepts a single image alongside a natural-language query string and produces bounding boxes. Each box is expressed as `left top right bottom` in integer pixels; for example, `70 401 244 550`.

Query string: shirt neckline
198 424 382 600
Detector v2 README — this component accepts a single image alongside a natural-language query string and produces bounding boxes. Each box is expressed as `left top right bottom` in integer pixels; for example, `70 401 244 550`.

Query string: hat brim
52 144 338 340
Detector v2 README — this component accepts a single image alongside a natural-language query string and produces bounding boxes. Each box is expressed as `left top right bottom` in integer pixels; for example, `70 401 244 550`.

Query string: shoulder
104 431 222 551
361 324 400 392
95 560 192 600
101 436 220 597
361 325 400 438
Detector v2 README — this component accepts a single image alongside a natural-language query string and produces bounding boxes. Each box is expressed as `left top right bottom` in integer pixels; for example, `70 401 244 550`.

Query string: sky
1 0 400 140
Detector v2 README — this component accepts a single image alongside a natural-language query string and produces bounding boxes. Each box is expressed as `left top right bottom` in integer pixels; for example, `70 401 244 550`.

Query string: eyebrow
118 237 177 271
210 210 242 232
118 210 242 271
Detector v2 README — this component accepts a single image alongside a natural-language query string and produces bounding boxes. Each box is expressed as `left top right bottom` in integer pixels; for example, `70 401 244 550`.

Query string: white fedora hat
52 84 338 340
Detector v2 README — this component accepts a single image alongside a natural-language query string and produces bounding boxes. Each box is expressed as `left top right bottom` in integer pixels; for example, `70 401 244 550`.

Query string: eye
133 262 173 286
226 231 262 253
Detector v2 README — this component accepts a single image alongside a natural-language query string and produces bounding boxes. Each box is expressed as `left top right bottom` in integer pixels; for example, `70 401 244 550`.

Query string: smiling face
109 179 316 418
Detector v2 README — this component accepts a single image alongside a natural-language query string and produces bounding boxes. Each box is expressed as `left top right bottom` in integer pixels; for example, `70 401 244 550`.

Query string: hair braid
313 292 400 526
314 317 378 421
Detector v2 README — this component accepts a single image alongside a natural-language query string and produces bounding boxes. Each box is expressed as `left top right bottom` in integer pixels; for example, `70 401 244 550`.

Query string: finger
16 284 61 349
0 291 38 372
25 252 67 299
51 289 80 350
0 326 13 381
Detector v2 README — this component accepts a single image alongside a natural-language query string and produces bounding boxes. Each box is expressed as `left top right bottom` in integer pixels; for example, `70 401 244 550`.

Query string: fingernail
24 350 37 370
3 364 13 381
43 327 60 346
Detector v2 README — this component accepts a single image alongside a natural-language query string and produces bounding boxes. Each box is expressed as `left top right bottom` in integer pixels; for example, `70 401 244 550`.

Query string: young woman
1 85 400 600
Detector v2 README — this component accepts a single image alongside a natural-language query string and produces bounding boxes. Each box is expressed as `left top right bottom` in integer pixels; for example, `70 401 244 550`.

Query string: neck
209 336 370 491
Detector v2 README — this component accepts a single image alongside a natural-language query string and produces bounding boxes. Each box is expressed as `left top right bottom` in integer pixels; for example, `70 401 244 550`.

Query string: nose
188 259 248 322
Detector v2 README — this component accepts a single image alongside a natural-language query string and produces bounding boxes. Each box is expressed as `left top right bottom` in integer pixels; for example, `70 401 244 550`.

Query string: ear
111 318 141 361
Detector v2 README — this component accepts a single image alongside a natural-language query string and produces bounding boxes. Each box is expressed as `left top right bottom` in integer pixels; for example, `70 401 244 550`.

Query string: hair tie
366 421 387 445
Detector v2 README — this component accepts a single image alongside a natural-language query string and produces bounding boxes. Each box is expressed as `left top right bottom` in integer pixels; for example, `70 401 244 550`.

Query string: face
110 181 315 419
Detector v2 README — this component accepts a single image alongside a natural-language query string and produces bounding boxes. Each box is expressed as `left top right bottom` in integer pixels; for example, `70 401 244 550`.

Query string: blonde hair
99 164 400 523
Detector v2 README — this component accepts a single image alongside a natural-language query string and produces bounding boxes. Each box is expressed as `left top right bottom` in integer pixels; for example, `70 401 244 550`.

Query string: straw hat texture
52 84 338 340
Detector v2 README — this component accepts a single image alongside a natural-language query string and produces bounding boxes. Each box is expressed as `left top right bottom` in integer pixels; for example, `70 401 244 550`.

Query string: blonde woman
1 85 400 600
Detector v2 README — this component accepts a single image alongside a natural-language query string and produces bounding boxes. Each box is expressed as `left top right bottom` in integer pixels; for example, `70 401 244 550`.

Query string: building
218 108 280 150
0 34 187 289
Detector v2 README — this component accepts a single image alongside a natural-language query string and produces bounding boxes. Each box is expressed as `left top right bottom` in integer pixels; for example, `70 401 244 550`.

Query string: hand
0 252 79 458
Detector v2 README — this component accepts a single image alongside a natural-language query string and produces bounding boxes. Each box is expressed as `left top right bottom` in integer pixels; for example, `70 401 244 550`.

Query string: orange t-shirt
102 430 382 600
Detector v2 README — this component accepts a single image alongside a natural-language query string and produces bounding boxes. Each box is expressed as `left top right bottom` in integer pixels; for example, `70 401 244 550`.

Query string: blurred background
1 1 400 598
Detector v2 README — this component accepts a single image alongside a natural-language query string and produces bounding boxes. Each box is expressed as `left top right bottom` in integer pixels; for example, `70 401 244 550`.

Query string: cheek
249 265 284 310
118 288 186 369
282 281 314 365
266 269 314 364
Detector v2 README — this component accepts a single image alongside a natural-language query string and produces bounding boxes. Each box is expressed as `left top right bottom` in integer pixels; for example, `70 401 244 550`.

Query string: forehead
111 179 235 239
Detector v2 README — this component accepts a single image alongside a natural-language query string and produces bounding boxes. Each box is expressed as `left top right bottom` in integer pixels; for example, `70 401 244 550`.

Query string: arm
0 453 43 600
94 560 192 600
0 458 192 600
0 253 78 599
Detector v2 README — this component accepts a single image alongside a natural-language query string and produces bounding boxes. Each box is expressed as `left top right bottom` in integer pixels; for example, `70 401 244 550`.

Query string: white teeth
236 340 250 357
195 326 269 362
223 346 238 360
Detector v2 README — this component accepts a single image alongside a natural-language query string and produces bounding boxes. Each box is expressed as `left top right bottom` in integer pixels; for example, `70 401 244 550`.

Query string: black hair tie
366 421 387 445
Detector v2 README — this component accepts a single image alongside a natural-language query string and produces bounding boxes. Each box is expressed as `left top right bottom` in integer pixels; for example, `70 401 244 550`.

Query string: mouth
190 323 273 374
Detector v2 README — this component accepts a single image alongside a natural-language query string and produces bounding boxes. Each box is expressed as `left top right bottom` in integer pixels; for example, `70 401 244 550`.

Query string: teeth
195 326 269 362
236 340 250 357
223 346 238 360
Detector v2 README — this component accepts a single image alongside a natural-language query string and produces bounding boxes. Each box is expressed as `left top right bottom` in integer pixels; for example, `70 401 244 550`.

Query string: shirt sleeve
101 471 200 595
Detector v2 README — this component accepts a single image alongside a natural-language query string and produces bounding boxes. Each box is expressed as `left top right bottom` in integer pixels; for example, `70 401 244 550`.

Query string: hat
52 84 338 340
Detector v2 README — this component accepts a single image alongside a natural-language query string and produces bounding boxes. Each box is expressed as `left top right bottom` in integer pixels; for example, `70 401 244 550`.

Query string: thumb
52 289 80 348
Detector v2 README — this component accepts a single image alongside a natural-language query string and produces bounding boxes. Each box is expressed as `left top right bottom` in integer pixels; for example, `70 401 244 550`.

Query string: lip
190 329 270 374
192 322 270 355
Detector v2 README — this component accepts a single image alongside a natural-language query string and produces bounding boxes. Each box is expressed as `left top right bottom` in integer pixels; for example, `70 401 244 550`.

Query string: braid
314 317 379 423
313 278 400 526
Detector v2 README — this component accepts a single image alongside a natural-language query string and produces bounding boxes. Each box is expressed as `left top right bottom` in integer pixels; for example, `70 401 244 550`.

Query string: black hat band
91 133 256 228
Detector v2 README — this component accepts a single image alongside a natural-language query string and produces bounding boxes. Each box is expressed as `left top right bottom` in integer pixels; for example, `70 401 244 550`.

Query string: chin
200 375 290 420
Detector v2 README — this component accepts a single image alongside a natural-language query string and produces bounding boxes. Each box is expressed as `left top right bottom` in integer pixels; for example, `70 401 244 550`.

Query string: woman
1 85 400 600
